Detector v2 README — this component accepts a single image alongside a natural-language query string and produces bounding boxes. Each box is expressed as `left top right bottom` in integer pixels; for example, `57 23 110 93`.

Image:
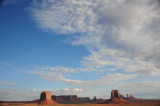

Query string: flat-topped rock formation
91 96 98 104
38 91 57 105
52 95 78 103
106 90 129 104
111 90 120 98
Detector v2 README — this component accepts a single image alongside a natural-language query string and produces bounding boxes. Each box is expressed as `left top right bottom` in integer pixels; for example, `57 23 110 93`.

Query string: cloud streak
29 69 137 86
0 81 16 85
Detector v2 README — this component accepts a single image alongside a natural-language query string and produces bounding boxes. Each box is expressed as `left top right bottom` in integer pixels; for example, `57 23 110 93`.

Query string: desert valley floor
1 103 160 106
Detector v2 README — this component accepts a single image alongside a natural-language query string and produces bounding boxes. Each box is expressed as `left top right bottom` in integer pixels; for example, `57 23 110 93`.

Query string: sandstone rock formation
78 97 91 103
111 90 120 98
106 90 129 104
91 96 98 104
52 95 78 103
126 94 137 100
39 91 57 105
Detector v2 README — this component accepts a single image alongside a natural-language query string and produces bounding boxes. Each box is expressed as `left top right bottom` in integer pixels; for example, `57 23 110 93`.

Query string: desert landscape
1 90 160 106
1 0 160 106
0 103 160 106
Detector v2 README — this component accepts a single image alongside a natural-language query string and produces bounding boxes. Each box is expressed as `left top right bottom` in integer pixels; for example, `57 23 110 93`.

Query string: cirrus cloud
29 69 137 86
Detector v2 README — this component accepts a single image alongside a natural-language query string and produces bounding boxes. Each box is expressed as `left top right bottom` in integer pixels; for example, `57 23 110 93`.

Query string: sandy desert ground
1 103 160 106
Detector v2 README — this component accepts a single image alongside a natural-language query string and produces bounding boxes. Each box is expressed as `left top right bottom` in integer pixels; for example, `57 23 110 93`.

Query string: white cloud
82 48 160 76
30 0 160 77
37 66 76 73
72 88 83 92
29 70 137 86
0 81 16 85
29 70 83 85
88 73 137 86
63 88 69 91
36 66 97 73
29 0 160 99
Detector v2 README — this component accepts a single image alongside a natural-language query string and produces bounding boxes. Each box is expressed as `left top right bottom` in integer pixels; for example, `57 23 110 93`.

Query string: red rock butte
106 90 129 104
38 91 57 105
111 90 120 98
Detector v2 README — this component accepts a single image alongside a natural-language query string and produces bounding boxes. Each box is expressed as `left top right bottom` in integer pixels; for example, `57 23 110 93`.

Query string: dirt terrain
1 102 160 106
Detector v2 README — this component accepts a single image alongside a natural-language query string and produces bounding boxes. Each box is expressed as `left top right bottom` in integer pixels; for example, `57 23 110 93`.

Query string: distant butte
38 91 57 105
38 90 130 104
106 90 129 104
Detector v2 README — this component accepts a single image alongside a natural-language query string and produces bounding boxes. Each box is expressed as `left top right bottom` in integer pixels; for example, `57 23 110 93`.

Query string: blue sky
0 0 160 101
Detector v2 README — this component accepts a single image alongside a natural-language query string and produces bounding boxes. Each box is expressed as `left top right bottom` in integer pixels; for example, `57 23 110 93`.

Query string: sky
0 0 160 101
